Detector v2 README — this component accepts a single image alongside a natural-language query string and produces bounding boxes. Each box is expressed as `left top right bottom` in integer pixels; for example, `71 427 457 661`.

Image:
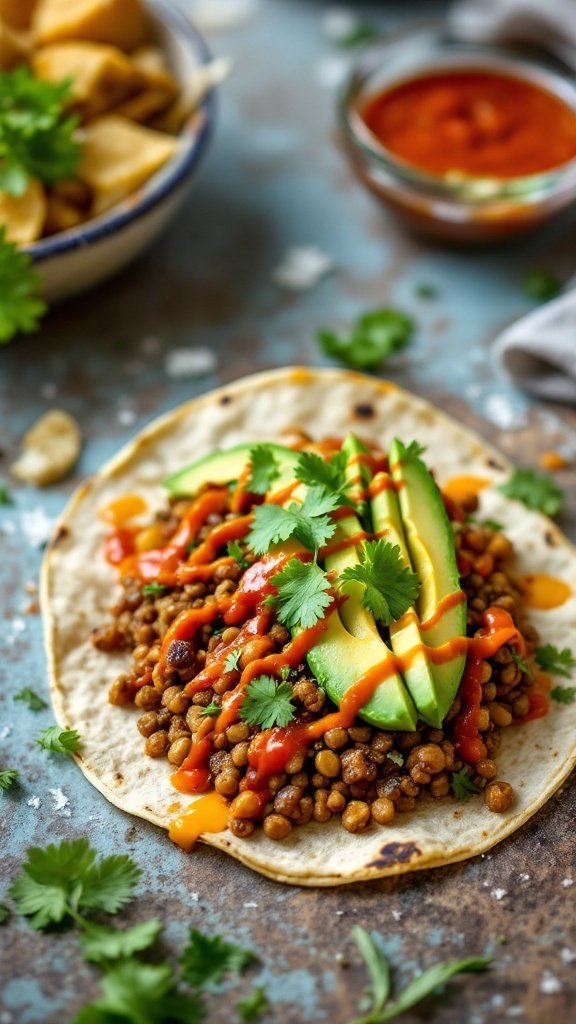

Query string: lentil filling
92 440 542 842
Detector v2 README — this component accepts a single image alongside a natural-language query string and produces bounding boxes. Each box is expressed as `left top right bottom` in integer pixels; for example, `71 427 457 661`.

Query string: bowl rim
25 0 215 264
339 18 576 205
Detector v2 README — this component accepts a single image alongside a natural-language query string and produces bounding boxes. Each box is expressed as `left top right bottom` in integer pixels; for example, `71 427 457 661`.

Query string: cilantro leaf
524 268 561 301
0 66 80 194
0 480 12 504
247 486 338 556
14 687 47 710
550 686 576 705
511 652 532 677
0 229 46 344
239 676 297 730
415 282 437 299
36 725 81 754
227 540 248 568
224 649 242 673
9 839 140 930
236 986 269 1022
142 582 168 596
296 450 349 498
181 928 256 989
246 445 281 494
481 519 504 533
535 644 576 679
0 769 18 792
270 559 332 630
73 959 204 1024
318 309 414 372
79 919 162 964
498 468 564 517
247 503 300 555
200 701 221 717
340 540 420 626
450 769 481 801
0 903 9 924
335 23 380 47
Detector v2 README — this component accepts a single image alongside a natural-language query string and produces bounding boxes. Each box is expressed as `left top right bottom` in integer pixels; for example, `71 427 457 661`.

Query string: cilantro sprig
248 486 339 556
227 539 249 568
318 308 414 372
340 540 420 626
200 701 221 717
239 675 297 730
0 228 47 344
535 644 575 679
36 725 81 754
73 959 204 1024
450 769 481 801
14 687 47 710
181 930 256 989
498 467 564 517
236 985 269 1022
0 66 80 196
296 449 353 506
224 648 242 673
142 582 168 596
0 769 18 792
246 445 281 494
550 686 576 705
269 558 333 630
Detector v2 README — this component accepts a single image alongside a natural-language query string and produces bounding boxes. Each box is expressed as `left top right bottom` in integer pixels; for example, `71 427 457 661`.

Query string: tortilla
42 367 576 886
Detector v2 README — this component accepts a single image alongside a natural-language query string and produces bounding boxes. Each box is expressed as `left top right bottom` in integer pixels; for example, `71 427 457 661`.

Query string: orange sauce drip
183 609 273 698
441 476 490 505
99 493 148 526
420 590 466 632
368 472 395 498
361 70 576 178
158 600 227 674
522 574 571 610
320 531 369 559
185 516 252 568
168 792 229 852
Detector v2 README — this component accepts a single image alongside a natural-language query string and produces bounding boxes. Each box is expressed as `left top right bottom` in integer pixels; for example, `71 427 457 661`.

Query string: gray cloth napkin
450 0 576 405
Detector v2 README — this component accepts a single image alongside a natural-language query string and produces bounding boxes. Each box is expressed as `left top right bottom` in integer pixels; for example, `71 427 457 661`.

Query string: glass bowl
339 22 576 244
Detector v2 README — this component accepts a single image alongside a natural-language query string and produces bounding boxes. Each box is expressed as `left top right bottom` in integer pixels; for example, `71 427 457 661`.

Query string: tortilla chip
0 178 46 243
33 0 147 52
42 368 576 886
77 114 178 215
32 41 142 119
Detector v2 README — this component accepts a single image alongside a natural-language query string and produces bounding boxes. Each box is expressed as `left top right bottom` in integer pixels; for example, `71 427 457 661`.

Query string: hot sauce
361 70 576 179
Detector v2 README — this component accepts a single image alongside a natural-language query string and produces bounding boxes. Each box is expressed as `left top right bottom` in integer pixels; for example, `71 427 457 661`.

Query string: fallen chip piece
11 409 82 486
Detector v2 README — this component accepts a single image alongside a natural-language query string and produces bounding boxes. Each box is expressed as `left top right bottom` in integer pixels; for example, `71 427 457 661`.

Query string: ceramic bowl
23 0 215 302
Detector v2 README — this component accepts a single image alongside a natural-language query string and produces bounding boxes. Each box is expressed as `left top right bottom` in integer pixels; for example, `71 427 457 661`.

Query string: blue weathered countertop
1 2 575 1022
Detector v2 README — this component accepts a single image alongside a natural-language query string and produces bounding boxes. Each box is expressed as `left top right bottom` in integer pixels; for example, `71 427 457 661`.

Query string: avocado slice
164 442 299 497
316 433 417 731
370 467 443 727
389 439 466 723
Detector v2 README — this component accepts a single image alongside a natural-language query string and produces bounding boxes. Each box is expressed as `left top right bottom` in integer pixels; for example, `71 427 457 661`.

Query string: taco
42 367 576 886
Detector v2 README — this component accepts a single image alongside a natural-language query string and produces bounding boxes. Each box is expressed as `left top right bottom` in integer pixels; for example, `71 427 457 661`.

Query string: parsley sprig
535 644 575 679
239 675 297 729
498 467 564 517
340 540 420 626
0 228 46 344
318 309 414 372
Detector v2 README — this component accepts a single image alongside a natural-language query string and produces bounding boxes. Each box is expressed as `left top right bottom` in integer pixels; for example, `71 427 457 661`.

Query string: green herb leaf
369 957 491 1023
511 653 532 677
0 228 46 344
270 558 333 630
296 450 352 503
0 769 18 792
200 701 221 717
0 480 12 504
227 540 249 568
318 309 414 372
236 986 269 1022
524 268 561 301
9 839 140 930
14 687 47 710
550 686 576 705
352 927 390 1014
415 282 437 299
0 67 80 194
142 582 168 596
224 649 242 673
36 725 81 754
248 486 338 556
79 919 163 964
181 928 256 989
393 438 426 461
481 519 504 533
340 540 420 626
72 959 204 1024
535 644 576 679
0 903 9 924
498 468 564 517
239 676 297 730
336 23 380 47
246 445 281 495
450 769 481 801
247 502 302 555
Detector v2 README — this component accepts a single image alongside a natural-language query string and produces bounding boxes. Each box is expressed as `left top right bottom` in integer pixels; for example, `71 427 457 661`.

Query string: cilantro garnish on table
14 687 47 710
523 268 561 301
450 768 481 800
180 930 256 989
318 308 414 372
236 985 270 1022
247 485 339 556
79 918 163 964
0 66 80 195
498 467 564 516
239 675 297 729
0 228 47 344
72 959 204 1024
0 769 18 792
269 559 333 629
550 686 576 705
0 480 12 504
535 644 576 678
0 903 9 924
36 725 81 754
246 445 281 494
340 540 420 626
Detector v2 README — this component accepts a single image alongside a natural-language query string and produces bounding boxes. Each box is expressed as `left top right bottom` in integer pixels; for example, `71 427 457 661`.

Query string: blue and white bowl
23 0 215 302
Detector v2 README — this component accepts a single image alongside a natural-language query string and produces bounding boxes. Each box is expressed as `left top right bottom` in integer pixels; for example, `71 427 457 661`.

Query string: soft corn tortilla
42 367 576 886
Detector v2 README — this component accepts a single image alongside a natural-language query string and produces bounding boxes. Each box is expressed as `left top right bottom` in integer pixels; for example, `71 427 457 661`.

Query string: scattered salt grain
561 948 576 964
272 246 334 290
27 796 41 809
21 508 56 548
540 970 562 995
165 347 217 379
190 892 200 902
243 901 258 909
49 788 70 814
562 878 573 888
483 393 527 431
391 910 402 921
322 7 357 41
0 725 12 740
117 408 137 427
490 888 507 901
518 873 530 882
